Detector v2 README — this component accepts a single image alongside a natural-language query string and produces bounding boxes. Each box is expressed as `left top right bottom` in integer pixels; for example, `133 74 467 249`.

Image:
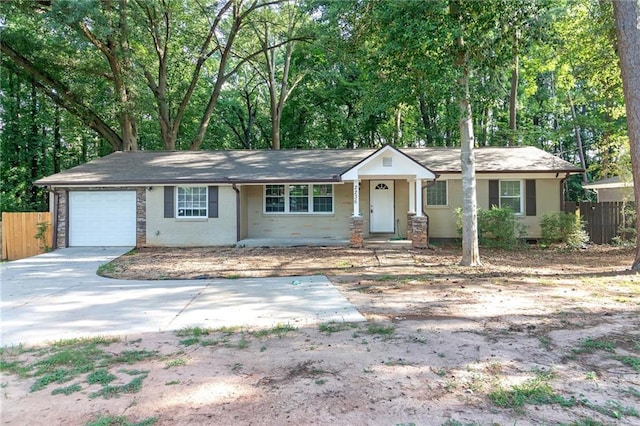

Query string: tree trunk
612 0 640 270
450 0 480 267
53 106 61 173
508 33 519 146
568 90 589 188
458 66 481 267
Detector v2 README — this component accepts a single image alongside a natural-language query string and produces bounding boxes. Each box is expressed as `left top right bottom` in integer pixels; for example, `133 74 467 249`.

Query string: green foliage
612 202 637 246
86 415 157 426
34 221 51 252
539 212 589 248
456 207 527 249
51 383 82 395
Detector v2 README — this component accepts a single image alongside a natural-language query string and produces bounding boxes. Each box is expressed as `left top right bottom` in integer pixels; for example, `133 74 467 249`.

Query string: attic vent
382 157 392 167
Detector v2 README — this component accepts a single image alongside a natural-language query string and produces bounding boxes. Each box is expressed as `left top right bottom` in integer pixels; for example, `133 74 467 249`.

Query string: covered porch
340 145 437 249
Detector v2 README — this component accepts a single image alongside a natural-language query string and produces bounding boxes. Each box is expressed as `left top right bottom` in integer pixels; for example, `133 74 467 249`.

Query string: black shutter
526 180 537 216
489 180 499 208
208 186 219 218
164 186 174 218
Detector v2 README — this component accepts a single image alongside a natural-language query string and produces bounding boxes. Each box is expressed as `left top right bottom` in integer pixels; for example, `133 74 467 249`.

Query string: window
313 185 333 212
426 181 447 206
289 185 309 212
499 180 523 214
264 184 334 214
177 186 207 218
265 185 285 212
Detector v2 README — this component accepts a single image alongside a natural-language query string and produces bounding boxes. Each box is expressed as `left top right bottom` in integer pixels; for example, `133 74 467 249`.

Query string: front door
370 180 395 233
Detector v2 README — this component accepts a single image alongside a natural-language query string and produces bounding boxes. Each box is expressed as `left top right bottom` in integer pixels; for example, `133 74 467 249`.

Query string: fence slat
1 212 52 261
576 201 633 244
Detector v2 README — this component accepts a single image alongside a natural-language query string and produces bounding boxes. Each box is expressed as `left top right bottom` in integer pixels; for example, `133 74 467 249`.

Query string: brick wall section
411 215 428 248
349 216 364 248
407 212 416 240
136 188 146 247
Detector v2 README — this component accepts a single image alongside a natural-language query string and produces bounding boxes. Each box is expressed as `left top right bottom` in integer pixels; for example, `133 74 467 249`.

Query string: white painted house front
35 145 582 248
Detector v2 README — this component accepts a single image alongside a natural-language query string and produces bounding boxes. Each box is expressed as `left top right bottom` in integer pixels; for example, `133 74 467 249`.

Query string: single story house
35 145 582 249
583 176 634 202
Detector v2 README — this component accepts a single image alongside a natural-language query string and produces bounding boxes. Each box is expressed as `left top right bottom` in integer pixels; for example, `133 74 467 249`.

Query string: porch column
352 180 361 216
415 179 423 217
408 180 416 213
411 215 429 248
350 216 364 248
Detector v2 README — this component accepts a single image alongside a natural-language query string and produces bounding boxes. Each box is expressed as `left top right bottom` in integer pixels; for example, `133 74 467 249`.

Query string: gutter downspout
560 172 570 212
232 183 241 243
421 179 437 245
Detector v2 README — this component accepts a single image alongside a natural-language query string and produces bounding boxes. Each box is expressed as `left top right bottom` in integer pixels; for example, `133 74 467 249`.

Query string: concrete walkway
0 247 365 347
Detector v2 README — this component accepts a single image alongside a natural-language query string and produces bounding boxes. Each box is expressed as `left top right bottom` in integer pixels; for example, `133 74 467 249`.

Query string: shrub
539 212 588 248
456 207 528 249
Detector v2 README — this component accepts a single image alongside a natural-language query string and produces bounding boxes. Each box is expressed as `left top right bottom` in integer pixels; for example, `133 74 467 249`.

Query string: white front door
370 180 394 233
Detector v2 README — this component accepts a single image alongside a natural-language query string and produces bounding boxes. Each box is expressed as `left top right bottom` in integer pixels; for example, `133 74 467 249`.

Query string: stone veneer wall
411 215 428 248
349 216 364 248
136 188 146 246
52 187 146 248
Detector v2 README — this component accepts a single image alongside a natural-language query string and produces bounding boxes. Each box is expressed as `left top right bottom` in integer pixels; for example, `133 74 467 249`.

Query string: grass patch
175 327 211 338
573 337 616 354
109 349 159 364
86 414 157 426
90 374 148 399
2 337 160 394
489 371 577 409
87 369 117 385
585 400 639 419
318 322 354 334
623 386 640 398
366 323 395 337
96 262 117 276
0 359 31 378
51 383 82 395
164 358 187 369
616 355 640 371
252 323 297 338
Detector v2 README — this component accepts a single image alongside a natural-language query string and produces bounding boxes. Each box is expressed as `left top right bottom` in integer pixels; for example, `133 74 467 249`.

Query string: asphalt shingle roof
35 146 583 186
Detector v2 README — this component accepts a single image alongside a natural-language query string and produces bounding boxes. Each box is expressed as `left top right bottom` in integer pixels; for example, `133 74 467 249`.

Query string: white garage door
69 191 137 246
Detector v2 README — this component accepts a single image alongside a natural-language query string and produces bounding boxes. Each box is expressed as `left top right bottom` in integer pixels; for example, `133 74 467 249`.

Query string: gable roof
341 145 437 180
35 146 582 187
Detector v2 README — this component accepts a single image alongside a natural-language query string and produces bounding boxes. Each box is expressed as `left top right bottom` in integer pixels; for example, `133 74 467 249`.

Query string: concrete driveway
0 247 365 347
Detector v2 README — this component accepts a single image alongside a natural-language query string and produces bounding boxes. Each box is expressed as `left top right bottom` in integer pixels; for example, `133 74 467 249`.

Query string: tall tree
449 0 480 266
247 0 308 149
612 0 640 270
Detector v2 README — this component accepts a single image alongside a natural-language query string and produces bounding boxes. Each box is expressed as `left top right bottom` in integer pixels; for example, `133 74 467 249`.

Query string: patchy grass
86 414 157 426
366 323 395 337
0 337 161 395
90 373 148 399
51 383 82 396
318 322 355 334
252 323 297 338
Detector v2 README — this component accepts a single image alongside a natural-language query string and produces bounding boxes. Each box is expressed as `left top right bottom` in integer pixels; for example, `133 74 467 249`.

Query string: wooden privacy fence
1 212 53 261
565 201 634 244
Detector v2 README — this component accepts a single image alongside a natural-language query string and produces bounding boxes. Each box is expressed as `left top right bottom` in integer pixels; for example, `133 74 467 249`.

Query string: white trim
341 145 436 181
176 186 208 219
499 180 524 215
263 183 335 215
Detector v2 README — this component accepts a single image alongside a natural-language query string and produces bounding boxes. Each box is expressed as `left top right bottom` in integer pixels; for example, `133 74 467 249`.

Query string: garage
69 191 137 246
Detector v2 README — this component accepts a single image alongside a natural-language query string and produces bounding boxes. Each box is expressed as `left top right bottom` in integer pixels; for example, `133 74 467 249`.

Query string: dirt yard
2 245 639 426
